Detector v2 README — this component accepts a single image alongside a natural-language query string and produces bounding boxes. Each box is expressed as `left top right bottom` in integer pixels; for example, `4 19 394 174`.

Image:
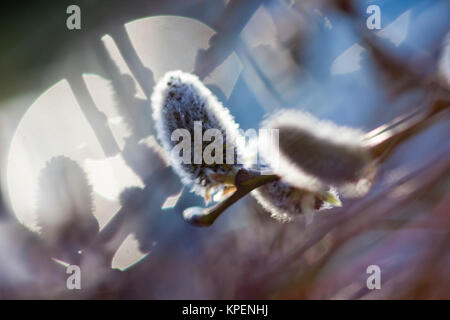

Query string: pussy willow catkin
36 156 97 245
261 110 377 197
251 180 340 222
151 70 244 200
152 71 344 223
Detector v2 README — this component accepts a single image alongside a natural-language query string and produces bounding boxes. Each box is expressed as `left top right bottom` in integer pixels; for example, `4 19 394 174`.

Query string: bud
261 110 377 197
151 70 244 201
252 180 341 223
36 156 98 247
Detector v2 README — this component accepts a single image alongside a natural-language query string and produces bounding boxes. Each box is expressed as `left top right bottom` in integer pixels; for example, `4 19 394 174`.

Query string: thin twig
366 99 450 161
185 98 449 227
183 169 279 226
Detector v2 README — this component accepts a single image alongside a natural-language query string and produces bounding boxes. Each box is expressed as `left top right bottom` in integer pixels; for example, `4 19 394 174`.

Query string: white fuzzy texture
151 70 244 196
261 109 375 197
251 180 335 222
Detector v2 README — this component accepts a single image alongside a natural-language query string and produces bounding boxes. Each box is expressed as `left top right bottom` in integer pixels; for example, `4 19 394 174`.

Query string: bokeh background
0 0 449 299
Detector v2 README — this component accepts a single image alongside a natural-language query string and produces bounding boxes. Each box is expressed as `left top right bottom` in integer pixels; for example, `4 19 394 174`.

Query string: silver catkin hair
151 70 244 196
251 180 335 222
250 148 340 222
261 109 376 197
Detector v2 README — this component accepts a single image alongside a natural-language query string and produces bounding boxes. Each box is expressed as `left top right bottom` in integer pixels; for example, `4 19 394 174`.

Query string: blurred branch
366 98 450 161
109 25 155 98
236 39 288 107
194 0 263 79
67 74 121 157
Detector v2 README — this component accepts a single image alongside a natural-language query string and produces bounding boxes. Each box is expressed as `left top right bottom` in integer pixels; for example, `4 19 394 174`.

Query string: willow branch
366 99 450 161
185 99 449 227
183 169 279 227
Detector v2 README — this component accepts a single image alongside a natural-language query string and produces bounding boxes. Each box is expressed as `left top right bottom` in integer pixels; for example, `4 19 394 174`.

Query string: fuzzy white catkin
248 136 340 222
151 70 244 197
36 156 97 245
251 180 338 222
261 110 376 197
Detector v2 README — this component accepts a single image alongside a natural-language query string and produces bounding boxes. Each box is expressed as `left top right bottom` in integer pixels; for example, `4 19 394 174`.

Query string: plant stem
366 99 450 161
183 169 279 226
186 99 449 227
